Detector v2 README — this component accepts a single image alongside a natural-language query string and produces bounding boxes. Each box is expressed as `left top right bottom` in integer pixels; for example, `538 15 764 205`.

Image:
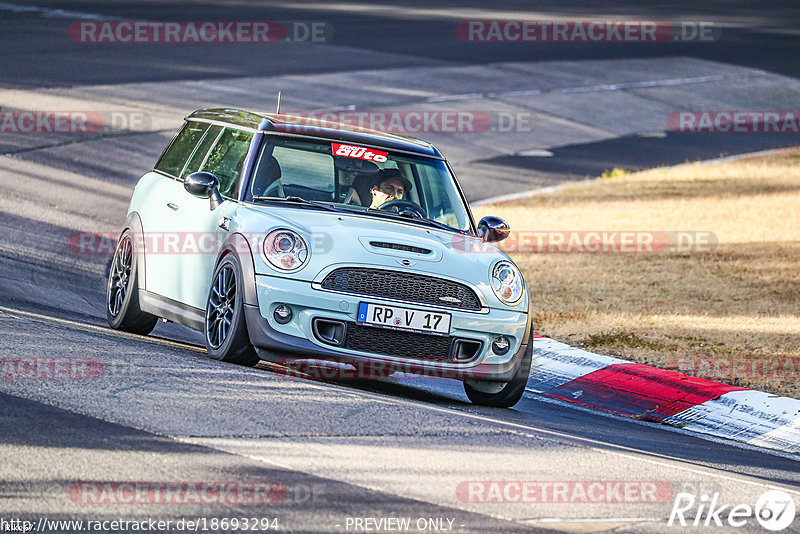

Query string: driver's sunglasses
379 184 405 197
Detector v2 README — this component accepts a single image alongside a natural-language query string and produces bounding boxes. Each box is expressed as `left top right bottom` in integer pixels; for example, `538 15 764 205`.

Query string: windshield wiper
252 195 460 231
403 213 460 233
251 195 343 213
368 208 459 233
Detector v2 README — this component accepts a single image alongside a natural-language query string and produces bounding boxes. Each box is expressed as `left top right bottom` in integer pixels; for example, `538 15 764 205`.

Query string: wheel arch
122 212 146 291
216 232 259 307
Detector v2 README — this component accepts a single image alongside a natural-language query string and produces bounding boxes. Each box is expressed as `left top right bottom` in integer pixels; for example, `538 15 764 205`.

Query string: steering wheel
378 199 427 218
342 186 357 204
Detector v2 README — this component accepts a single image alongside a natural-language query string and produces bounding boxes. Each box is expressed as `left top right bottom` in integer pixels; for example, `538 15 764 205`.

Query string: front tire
106 230 158 335
204 255 260 367
463 335 533 408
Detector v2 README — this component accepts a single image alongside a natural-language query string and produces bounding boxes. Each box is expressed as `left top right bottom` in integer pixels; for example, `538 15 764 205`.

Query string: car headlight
490 261 524 304
263 229 309 271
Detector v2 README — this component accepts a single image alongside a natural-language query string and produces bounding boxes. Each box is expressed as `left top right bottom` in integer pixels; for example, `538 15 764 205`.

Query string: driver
368 169 413 209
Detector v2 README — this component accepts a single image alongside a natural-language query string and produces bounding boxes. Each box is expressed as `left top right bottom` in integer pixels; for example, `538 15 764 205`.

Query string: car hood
230 204 528 312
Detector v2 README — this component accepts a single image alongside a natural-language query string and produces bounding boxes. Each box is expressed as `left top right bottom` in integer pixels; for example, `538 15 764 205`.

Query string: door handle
167 203 179 211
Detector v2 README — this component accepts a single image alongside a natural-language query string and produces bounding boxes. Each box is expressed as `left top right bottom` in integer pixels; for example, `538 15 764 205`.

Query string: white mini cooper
107 109 532 407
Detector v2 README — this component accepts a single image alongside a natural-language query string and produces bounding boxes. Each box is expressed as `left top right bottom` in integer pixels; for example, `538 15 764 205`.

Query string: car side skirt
139 290 204 331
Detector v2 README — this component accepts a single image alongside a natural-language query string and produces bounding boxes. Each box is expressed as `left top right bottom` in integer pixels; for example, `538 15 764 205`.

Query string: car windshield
245 136 472 232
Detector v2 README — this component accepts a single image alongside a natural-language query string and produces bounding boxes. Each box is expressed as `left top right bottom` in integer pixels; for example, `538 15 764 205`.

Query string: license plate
357 302 451 336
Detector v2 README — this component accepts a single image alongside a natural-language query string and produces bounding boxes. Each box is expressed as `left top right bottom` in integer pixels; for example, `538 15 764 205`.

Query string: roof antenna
276 91 282 115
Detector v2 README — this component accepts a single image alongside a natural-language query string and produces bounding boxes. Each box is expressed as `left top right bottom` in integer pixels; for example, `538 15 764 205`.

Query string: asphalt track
1 1 799 532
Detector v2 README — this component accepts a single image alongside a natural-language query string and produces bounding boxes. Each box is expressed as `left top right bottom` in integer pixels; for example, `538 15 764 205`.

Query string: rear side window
198 128 254 198
155 122 209 178
181 125 223 178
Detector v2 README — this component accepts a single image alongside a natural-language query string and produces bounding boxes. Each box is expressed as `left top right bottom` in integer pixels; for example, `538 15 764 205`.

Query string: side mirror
478 216 511 243
184 172 225 211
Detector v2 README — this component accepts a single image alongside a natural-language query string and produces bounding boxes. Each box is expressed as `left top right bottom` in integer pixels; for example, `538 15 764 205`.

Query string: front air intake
369 241 432 255
320 268 483 311
451 339 483 362
312 318 346 346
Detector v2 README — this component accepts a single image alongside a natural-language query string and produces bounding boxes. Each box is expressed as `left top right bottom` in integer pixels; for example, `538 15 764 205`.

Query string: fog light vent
274 304 293 325
491 336 510 355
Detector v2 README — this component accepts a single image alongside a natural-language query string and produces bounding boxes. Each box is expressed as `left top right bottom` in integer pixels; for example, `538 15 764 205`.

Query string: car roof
186 108 444 158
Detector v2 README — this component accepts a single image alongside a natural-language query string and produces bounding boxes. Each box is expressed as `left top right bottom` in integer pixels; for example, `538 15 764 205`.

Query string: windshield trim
444 160 478 236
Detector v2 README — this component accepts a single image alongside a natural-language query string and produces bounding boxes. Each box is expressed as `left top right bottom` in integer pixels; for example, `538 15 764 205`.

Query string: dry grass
475 150 800 397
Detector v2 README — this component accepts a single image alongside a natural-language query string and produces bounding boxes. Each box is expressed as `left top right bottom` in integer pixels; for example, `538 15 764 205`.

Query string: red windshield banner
332 143 388 163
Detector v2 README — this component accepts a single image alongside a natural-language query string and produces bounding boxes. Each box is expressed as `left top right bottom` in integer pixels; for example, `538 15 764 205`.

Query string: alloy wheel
107 236 133 317
206 264 237 349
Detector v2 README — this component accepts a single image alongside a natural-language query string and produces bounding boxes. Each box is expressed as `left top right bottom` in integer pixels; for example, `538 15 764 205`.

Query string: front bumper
244 274 531 382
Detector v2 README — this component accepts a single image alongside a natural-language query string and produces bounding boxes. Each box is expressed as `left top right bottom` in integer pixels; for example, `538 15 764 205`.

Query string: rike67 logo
669 490 796 531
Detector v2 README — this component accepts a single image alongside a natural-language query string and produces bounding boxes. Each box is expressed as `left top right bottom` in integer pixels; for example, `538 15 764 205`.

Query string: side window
181 125 223 178
154 122 209 178
199 128 254 198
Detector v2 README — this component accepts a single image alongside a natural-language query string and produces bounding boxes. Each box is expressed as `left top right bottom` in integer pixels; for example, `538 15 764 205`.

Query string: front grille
320 268 482 310
342 322 455 361
369 241 432 255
